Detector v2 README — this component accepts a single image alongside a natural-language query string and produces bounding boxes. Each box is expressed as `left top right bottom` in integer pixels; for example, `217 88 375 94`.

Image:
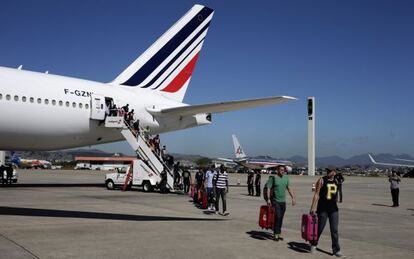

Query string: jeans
215 188 227 212
248 184 254 195
206 187 214 206
183 180 190 193
311 211 340 254
391 188 399 206
255 184 261 196
272 201 286 235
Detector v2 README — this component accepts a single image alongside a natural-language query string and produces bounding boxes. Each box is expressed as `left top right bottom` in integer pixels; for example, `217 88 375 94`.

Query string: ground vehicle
105 160 164 192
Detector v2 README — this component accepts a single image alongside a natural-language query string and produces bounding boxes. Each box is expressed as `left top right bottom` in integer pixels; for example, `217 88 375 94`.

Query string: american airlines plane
0 4 296 151
219 135 293 171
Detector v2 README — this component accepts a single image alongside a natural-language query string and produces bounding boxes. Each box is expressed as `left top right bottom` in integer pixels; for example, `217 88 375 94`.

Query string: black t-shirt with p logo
317 176 339 213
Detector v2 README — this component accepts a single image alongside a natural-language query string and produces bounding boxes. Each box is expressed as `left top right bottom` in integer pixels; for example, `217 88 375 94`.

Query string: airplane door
90 94 106 120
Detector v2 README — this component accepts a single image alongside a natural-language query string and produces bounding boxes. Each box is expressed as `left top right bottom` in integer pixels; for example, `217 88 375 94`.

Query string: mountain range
14 149 414 167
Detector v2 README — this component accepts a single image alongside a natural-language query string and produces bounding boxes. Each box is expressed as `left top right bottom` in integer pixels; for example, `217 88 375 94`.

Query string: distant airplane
368 154 414 168
218 135 293 171
19 159 52 169
0 4 296 151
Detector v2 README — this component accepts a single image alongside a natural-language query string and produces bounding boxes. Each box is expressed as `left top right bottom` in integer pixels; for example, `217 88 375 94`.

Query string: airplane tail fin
232 134 247 160
111 4 214 102
368 154 377 164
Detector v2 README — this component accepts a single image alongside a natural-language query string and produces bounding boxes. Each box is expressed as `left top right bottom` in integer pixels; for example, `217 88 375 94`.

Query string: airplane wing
217 157 235 163
147 96 297 117
368 154 414 168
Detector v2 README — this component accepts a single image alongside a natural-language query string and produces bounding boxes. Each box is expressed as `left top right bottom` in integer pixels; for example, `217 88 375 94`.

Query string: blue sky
1 1 413 158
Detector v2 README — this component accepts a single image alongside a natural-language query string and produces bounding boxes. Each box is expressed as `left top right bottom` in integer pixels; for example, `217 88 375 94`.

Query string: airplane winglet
368 154 376 164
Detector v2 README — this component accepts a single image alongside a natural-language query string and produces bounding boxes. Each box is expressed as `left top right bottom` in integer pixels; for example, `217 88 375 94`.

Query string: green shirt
266 175 289 202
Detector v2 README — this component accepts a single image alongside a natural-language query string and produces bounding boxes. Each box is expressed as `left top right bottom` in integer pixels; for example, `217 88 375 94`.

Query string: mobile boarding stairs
104 116 176 192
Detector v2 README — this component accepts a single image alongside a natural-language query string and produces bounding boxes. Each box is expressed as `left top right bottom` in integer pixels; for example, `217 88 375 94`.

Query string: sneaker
277 235 284 241
310 246 317 254
222 211 230 216
272 234 279 241
333 251 346 258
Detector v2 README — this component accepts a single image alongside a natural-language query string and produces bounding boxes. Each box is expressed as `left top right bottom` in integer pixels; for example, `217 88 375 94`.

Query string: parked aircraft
0 4 296 151
218 135 293 171
368 154 414 168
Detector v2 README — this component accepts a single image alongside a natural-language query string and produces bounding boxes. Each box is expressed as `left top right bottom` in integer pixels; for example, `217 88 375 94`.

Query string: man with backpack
264 165 296 241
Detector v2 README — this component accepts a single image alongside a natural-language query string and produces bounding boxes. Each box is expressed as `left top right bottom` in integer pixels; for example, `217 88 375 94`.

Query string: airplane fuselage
0 67 208 150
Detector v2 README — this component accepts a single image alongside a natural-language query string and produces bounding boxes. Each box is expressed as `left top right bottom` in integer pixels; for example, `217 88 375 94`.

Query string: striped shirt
214 171 228 189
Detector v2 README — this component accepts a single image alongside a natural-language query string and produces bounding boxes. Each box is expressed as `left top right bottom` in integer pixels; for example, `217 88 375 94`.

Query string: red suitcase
301 214 318 242
201 192 208 209
259 205 275 229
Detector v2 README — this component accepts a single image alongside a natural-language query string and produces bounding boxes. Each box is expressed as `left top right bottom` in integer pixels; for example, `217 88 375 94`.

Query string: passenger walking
6 166 13 184
153 135 160 155
205 165 217 210
194 169 204 203
110 104 118 116
182 170 192 193
0 165 4 185
213 165 229 215
309 168 345 258
335 172 345 203
389 171 401 207
255 170 261 196
127 109 135 126
173 162 181 187
247 171 254 196
264 165 296 241
122 104 129 120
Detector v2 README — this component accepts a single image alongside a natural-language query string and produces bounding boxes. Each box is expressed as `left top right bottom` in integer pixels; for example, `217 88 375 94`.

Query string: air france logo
236 146 243 155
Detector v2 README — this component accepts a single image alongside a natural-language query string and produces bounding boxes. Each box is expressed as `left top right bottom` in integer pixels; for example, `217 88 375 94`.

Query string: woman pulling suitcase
309 167 346 258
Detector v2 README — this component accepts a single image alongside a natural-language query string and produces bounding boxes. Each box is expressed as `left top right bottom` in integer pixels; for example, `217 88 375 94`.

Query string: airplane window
30 97 34 103
45 99 49 105
65 101 70 107
6 94 11 100
72 102 76 108
37 98 42 104
14 95 19 101
85 103 89 109
0 94 2 100
79 103 83 108
59 100 63 106
52 100 56 105
22 96 27 102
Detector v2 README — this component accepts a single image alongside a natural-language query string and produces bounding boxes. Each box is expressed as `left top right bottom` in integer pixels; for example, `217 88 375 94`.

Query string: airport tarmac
0 170 413 259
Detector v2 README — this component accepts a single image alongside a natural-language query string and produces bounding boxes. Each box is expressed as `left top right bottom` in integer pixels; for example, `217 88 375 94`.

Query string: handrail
122 119 174 177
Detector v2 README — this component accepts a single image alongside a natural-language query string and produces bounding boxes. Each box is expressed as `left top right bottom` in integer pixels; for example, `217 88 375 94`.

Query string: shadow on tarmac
0 206 225 222
246 230 274 240
371 203 392 207
287 242 310 253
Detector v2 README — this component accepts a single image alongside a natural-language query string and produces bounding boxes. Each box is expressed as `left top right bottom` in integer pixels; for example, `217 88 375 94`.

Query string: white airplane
218 135 293 171
368 154 414 168
0 4 296 151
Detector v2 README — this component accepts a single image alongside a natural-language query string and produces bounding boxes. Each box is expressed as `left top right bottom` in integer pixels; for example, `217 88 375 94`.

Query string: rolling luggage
201 191 208 209
258 205 275 229
301 214 318 242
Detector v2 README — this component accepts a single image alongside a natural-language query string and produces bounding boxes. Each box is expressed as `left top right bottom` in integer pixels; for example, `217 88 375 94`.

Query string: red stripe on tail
161 53 199 93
